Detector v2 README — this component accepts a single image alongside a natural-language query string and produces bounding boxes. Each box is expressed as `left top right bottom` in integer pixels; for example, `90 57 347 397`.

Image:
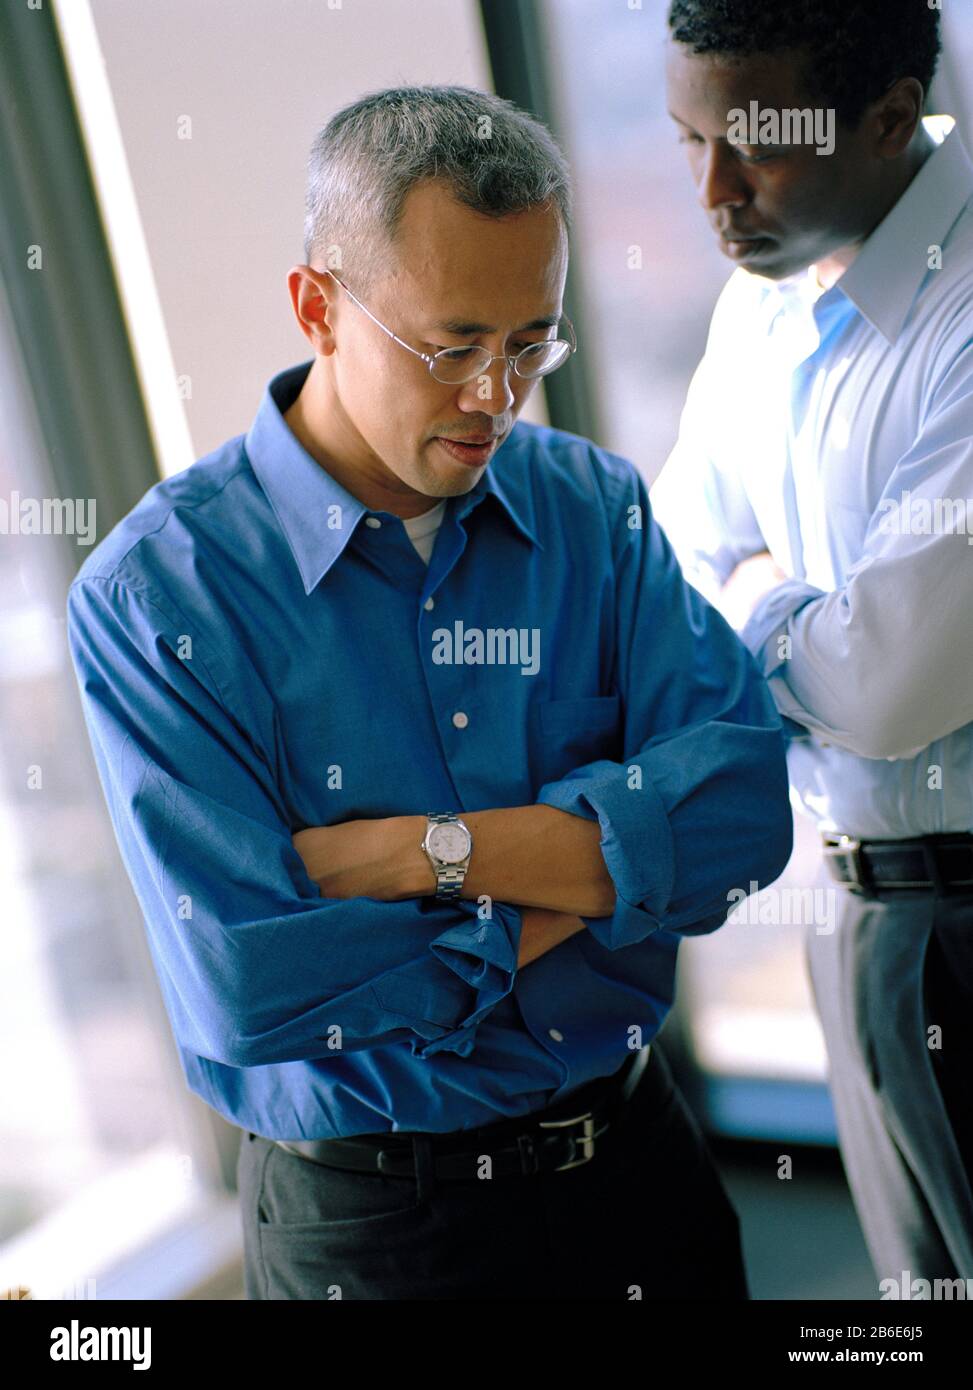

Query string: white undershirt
401 499 447 564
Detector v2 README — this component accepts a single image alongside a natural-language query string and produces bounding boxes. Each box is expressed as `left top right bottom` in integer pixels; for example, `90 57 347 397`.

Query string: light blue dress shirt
652 118 973 840
66 362 791 1139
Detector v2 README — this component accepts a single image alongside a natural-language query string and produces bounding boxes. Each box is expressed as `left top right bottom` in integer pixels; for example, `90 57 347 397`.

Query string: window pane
0 286 183 1262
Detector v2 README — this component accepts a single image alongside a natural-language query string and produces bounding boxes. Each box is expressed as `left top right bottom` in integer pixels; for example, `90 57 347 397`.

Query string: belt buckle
537 1110 604 1171
829 834 871 894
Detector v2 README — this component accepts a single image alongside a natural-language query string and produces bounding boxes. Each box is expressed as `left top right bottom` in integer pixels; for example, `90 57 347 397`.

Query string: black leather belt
274 1044 651 1181
822 832 973 896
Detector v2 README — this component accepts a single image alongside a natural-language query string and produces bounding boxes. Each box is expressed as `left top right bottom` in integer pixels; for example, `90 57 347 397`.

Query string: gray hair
302 85 573 295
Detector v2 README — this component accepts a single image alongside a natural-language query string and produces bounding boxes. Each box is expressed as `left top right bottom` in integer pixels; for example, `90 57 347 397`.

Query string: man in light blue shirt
656 0 973 1289
66 84 790 1299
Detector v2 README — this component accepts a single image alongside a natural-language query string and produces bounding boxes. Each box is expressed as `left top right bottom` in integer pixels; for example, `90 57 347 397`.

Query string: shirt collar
829 115 973 344
244 361 542 595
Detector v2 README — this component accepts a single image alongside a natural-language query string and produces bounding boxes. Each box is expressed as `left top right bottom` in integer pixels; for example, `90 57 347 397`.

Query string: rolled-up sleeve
66 576 520 1066
535 466 793 950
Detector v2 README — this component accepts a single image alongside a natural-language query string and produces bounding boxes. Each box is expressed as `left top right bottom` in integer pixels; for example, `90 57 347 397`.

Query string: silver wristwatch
420 813 473 900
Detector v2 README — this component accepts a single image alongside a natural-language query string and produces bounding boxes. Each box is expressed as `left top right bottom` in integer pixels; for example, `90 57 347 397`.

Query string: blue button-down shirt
652 118 973 838
66 361 791 1139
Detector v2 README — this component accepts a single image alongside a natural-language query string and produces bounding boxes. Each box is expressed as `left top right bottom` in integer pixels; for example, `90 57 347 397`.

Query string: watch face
428 822 470 864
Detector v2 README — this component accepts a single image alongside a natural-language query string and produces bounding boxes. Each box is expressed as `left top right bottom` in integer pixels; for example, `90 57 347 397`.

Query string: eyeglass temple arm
325 269 434 364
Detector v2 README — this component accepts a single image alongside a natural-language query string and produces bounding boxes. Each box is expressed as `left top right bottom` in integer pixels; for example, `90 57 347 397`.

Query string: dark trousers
806 884 973 1284
237 1043 748 1300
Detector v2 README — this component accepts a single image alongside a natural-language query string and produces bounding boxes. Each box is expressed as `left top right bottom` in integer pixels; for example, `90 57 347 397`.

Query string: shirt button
452 711 468 729
424 597 435 611
365 516 382 528
548 1028 564 1043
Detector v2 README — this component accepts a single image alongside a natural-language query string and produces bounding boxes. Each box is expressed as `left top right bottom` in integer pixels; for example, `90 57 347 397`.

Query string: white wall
86 0 505 465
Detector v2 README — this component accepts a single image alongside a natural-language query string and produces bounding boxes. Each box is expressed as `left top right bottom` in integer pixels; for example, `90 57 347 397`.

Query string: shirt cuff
536 763 674 950
417 899 521 1057
739 580 823 677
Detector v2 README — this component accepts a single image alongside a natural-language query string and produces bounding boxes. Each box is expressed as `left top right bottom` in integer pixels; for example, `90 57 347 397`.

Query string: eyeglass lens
430 340 570 383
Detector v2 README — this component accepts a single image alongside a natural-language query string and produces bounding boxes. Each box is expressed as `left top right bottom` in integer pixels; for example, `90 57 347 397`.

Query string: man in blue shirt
655 0 973 1289
67 84 791 1300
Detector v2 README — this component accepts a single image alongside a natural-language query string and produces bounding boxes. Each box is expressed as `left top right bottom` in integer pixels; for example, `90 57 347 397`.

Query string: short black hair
667 0 942 128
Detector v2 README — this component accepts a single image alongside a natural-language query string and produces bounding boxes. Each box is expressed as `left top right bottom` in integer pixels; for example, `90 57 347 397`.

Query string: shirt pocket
530 694 623 789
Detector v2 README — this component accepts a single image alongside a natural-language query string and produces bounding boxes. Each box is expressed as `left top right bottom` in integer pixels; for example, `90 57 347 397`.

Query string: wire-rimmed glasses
321 269 577 384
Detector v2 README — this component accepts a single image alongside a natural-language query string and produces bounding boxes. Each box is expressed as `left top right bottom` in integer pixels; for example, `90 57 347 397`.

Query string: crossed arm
292 803 617 970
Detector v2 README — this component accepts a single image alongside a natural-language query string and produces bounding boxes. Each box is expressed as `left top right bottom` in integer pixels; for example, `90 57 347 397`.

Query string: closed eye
677 133 778 165
736 148 779 164
432 341 546 355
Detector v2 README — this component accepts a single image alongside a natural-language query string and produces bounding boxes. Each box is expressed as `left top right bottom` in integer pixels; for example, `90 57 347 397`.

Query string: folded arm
738 349 973 760
66 576 526 1066
295 464 793 950
292 804 615 919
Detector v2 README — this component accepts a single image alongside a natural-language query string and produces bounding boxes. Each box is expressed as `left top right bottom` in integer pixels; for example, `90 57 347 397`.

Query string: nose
457 355 516 416
696 141 750 214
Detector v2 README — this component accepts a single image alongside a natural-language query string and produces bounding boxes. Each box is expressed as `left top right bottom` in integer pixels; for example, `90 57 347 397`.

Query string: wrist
400 814 438 896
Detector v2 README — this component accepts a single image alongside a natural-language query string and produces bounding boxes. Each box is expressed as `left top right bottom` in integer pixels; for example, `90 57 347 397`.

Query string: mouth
432 435 502 467
718 234 772 262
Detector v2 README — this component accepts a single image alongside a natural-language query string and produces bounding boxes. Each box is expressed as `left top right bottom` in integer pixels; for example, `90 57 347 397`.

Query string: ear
286 265 340 354
871 76 926 159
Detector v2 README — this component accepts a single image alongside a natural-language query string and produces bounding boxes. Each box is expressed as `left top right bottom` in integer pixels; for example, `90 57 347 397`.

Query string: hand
291 815 431 900
720 551 787 630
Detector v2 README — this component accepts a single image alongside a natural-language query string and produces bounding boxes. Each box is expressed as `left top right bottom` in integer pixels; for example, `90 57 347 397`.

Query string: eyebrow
667 110 723 138
430 313 562 336
667 110 791 147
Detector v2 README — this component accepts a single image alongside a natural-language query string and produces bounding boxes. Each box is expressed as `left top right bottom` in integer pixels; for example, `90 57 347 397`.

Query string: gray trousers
237 1044 748 1300
806 883 973 1287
